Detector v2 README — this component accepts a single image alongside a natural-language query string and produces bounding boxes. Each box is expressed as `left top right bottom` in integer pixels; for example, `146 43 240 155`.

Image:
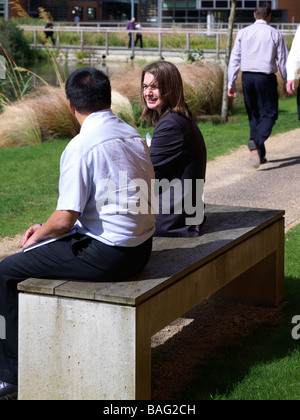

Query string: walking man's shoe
250 150 261 168
248 140 260 169
260 157 268 165
0 381 18 400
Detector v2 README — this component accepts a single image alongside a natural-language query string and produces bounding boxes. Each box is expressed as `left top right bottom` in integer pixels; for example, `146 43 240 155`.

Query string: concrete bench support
17 204 285 400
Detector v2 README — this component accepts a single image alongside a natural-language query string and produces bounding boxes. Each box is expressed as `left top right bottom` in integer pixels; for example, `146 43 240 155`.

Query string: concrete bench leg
18 294 151 400
215 218 285 307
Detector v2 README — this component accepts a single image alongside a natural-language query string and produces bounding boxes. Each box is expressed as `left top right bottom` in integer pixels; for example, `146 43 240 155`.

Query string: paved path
205 128 300 231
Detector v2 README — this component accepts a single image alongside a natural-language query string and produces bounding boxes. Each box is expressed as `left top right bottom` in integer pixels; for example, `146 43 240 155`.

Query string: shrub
0 18 31 61
0 102 41 148
0 85 80 148
0 85 136 149
180 61 224 117
111 90 136 127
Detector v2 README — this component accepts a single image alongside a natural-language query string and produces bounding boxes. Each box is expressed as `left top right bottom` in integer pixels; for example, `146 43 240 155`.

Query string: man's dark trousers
0 234 153 386
242 72 278 159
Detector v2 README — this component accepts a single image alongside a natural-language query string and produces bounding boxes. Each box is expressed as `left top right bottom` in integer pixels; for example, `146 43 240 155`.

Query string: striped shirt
228 20 288 89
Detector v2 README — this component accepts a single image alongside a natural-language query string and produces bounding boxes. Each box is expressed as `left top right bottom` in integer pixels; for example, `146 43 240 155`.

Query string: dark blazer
150 112 207 237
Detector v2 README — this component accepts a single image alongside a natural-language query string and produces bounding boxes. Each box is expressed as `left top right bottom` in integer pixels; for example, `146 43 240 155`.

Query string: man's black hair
66 67 111 114
255 2 271 20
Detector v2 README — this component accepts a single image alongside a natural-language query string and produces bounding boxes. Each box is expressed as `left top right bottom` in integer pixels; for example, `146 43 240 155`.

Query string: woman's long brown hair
140 61 192 125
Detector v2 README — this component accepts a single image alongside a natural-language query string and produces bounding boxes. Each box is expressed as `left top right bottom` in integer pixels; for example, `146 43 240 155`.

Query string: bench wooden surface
17 204 285 400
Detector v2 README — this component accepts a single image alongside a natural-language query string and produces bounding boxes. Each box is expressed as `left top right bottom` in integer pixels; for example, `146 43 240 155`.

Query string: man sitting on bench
0 67 156 400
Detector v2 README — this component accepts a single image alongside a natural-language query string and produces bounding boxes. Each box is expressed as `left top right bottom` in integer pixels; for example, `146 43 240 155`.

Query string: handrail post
106 31 109 55
159 31 162 57
81 30 84 50
57 29 60 48
216 32 220 59
131 30 135 57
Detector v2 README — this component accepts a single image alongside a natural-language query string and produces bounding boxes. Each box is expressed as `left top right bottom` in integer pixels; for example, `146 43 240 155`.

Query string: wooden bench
17 204 285 400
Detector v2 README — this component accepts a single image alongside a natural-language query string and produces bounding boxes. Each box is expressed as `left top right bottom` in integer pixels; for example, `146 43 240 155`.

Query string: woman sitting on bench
141 61 207 237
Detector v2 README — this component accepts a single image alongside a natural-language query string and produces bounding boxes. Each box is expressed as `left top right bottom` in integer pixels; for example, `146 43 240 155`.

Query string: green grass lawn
0 140 66 237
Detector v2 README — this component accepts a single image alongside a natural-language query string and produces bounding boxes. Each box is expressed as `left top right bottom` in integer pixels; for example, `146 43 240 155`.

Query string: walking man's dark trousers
242 72 278 159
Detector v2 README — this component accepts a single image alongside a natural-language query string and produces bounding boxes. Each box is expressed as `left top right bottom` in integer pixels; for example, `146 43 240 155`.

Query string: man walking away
135 22 143 48
228 2 288 169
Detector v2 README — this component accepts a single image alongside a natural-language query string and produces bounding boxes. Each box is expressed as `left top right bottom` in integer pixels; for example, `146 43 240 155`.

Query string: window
163 1 174 9
244 1 257 8
88 7 97 20
0 1 4 15
72 6 83 22
202 1 213 7
216 1 228 7
187 1 197 8
102 2 131 21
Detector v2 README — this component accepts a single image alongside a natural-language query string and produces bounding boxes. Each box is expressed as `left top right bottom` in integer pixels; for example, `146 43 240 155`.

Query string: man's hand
286 80 296 95
228 88 237 99
22 210 80 249
22 224 43 248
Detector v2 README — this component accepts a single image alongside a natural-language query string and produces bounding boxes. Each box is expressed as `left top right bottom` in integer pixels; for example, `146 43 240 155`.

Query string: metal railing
23 21 299 30
20 24 298 59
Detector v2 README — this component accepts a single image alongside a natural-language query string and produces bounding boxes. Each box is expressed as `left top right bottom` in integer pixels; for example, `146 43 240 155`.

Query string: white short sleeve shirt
287 26 300 81
56 110 156 247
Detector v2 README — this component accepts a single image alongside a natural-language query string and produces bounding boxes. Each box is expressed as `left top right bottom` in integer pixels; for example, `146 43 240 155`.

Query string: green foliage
0 18 31 61
184 49 204 63
0 47 34 106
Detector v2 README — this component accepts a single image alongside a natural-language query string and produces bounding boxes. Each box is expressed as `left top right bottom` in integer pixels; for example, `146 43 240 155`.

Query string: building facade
278 0 299 23
5 0 300 24
0 0 9 19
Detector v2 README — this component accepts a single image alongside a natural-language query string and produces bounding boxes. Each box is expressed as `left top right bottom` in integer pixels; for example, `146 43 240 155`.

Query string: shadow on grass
151 275 300 400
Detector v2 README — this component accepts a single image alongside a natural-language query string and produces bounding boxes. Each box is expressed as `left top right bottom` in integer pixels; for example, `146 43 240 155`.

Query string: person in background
126 17 136 48
0 67 155 400
286 26 300 120
44 18 56 46
141 61 207 237
135 21 143 48
228 2 288 169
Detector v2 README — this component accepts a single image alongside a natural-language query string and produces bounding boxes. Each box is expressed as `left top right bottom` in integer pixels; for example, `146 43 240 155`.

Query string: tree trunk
221 0 237 123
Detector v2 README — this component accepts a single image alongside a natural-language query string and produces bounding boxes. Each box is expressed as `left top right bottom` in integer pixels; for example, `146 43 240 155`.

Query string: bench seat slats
18 204 284 306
